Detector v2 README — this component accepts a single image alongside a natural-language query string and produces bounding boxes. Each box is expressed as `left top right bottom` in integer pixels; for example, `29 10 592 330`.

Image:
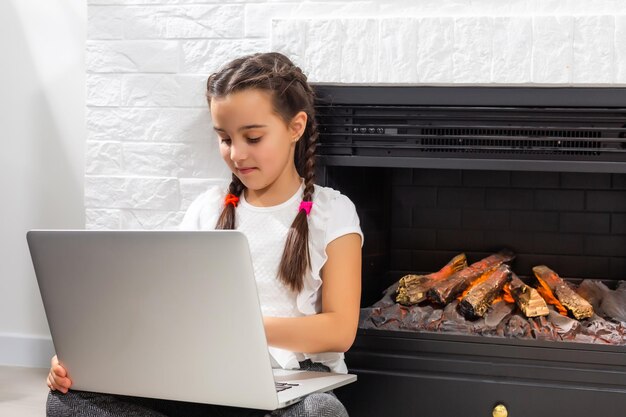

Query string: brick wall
86 0 626 229
388 169 626 279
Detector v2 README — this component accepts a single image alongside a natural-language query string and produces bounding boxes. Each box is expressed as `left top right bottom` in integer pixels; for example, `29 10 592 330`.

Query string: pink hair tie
299 201 313 216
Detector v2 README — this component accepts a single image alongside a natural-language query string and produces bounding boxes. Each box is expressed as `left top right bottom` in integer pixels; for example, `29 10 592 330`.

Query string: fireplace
312 86 626 417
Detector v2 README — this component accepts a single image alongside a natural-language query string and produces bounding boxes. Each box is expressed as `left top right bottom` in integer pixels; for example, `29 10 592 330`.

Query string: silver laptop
27 230 356 410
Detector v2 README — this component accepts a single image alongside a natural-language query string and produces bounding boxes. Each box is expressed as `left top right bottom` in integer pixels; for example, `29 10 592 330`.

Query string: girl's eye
247 137 262 143
219 138 231 145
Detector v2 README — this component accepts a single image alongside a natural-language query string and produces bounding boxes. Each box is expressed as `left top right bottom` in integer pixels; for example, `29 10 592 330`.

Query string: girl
46 52 363 417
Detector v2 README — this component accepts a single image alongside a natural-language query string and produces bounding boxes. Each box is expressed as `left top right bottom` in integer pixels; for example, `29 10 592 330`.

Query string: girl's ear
289 111 308 142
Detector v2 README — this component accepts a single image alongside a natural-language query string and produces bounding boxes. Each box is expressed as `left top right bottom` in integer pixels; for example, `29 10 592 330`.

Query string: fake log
458 264 512 320
428 250 515 305
396 253 467 305
532 265 594 320
508 273 549 318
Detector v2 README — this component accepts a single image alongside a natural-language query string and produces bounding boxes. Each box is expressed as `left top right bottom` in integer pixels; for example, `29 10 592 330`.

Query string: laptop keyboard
275 382 300 392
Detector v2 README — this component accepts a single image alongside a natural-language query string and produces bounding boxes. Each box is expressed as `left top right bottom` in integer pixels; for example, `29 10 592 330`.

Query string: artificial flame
492 282 515 305
535 276 568 316
457 268 494 301
502 283 515 304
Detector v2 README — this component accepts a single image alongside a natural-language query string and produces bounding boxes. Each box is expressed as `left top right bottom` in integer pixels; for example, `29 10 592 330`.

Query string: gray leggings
46 361 349 417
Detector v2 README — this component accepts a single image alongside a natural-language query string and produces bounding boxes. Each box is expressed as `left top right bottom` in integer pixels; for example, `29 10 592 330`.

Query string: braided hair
207 52 319 293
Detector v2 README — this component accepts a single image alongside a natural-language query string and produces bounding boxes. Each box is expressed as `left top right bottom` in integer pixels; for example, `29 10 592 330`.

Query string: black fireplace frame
312 85 626 417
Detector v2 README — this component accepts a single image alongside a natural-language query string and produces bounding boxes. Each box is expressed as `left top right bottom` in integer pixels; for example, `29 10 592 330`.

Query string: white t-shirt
179 181 364 373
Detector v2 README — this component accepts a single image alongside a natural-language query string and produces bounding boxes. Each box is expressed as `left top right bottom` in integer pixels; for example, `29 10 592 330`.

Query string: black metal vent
313 86 626 173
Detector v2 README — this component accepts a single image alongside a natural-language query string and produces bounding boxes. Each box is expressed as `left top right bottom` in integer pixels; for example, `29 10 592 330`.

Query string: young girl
46 52 363 417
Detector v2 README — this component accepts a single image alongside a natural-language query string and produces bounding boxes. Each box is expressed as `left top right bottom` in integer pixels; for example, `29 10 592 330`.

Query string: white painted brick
121 75 178 107
87 108 122 141
538 0 626 15
271 19 307 67
416 17 454 83
86 41 179 73
378 0 539 17
376 0 626 17
86 209 121 230
86 141 123 175
378 1 457 17
492 17 532 83
86 74 121 106
466 0 536 16
120 210 185 230
122 142 213 177
120 75 207 107
176 75 211 107
180 178 229 211
85 176 180 210
616 15 626 83
181 39 269 74
532 16 573 84
88 6 124 40
291 2 380 19
573 16 615 84
245 3 298 38
305 20 344 83
379 19 418 83
122 5 244 39
537 0 577 15
453 17 494 84
341 19 379 83
87 108 212 142
173 109 213 142
89 1 231 4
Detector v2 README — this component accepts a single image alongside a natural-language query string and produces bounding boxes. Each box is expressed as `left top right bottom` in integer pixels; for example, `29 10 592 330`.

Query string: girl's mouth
237 167 257 175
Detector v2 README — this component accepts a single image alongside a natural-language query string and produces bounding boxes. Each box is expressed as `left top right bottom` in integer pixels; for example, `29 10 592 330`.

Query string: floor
0 366 49 417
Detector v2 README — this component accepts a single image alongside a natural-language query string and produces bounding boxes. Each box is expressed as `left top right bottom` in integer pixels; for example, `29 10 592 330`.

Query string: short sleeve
178 185 224 231
324 194 364 248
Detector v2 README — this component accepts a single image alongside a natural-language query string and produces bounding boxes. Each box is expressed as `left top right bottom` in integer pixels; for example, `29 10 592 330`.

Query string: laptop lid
27 230 281 410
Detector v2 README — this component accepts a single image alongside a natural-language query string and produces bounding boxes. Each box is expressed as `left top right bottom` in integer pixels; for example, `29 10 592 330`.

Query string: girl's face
210 89 306 195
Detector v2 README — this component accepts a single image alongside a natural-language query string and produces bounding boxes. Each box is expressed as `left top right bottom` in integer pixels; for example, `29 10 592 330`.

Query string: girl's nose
229 142 247 162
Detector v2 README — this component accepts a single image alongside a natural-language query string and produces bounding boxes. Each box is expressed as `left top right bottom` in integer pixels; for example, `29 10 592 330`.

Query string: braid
215 174 245 230
277 88 318 293
300 117 317 202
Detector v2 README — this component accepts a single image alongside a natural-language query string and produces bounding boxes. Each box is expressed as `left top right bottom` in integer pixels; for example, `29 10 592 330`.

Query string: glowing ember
457 268 495 301
535 276 568 316
491 283 515 305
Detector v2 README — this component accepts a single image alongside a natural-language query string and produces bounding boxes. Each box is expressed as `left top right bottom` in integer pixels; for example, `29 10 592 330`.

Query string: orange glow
428 271 449 282
501 283 515 304
535 276 568 316
430 253 467 281
490 283 514 305
457 268 494 301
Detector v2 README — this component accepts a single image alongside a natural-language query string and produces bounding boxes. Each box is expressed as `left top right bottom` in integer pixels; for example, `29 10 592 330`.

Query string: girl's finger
50 371 66 389
53 365 66 377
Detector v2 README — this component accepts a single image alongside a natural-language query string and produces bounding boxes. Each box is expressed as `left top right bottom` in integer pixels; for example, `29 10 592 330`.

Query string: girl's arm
263 233 362 353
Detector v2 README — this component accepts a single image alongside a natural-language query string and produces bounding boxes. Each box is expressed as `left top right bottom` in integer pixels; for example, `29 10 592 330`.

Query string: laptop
26 230 356 410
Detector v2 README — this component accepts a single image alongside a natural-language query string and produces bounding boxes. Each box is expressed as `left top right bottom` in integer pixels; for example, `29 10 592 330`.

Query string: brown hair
206 52 318 293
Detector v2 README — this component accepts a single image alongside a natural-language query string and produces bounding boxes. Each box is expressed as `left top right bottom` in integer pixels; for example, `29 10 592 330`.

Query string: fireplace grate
313 87 626 172
316 105 626 157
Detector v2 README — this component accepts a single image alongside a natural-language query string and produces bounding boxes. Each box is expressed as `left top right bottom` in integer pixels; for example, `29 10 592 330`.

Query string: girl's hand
47 355 72 393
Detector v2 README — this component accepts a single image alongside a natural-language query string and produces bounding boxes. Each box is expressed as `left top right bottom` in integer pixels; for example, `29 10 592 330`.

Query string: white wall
0 0 86 367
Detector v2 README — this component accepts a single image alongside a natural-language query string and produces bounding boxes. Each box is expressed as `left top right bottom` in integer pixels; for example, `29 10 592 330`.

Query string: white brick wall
86 0 626 229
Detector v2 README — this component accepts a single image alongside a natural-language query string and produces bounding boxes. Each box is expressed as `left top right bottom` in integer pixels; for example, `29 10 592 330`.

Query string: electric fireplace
312 86 626 417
